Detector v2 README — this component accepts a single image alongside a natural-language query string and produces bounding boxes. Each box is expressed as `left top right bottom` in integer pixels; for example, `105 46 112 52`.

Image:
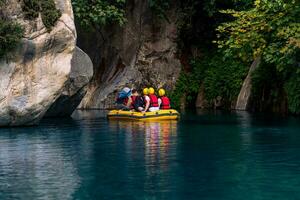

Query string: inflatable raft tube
107 109 179 121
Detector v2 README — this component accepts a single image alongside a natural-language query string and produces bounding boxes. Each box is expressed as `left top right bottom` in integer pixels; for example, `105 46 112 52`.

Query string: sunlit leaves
216 0 300 71
72 0 126 27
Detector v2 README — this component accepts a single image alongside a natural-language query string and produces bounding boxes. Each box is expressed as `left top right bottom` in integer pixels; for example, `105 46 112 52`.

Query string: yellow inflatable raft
107 109 179 121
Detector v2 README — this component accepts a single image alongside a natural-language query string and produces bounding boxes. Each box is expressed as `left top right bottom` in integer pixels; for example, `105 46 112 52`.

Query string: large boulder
0 0 76 126
77 0 181 109
45 47 93 117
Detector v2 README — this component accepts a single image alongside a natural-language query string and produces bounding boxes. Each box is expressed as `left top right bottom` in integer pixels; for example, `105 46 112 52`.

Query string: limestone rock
45 47 93 117
77 0 181 109
235 57 261 111
0 0 76 126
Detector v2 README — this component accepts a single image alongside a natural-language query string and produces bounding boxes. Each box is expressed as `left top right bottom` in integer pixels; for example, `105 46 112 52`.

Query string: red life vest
130 96 137 109
123 97 129 105
149 94 159 107
160 96 170 109
116 96 128 105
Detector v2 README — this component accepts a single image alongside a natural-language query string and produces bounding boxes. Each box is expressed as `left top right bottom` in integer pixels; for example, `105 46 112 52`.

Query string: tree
216 0 300 71
72 0 126 27
216 0 300 113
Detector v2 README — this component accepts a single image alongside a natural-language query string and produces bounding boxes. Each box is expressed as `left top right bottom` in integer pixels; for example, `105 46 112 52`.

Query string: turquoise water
1 110 300 199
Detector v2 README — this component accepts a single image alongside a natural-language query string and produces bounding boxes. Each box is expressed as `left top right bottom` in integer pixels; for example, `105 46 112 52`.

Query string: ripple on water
0 111 300 199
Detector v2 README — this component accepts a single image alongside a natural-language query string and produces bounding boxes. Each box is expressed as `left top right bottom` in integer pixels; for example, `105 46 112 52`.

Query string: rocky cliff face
45 47 93 117
77 0 181 109
0 0 76 126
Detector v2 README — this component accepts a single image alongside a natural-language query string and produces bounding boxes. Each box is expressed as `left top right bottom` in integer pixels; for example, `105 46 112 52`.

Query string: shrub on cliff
40 0 62 30
0 18 24 59
72 0 126 27
22 0 61 31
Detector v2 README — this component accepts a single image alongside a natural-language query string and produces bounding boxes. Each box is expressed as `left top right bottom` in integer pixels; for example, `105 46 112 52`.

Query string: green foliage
251 63 284 106
0 0 5 6
21 0 61 31
216 0 300 114
72 0 126 27
285 74 300 114
40 0 62 30
22 0 39 20
170 70 201 109
203 56 248 102
0 18 24 59
216 0 300 71
177 0 254 51
149 0 171 20
170 52 248 108
203 0 253 17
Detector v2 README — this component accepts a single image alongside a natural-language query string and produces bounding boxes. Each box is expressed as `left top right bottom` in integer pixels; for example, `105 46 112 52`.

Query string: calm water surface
0 110 300 199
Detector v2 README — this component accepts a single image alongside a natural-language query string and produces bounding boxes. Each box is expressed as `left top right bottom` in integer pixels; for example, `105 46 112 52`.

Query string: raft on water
107 109 180 121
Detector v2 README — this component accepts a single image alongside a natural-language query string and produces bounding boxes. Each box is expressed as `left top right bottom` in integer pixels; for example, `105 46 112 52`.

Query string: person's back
133 95 145 112
130 89 139 110
160 96 171 109
148 87 159 112
116 96 128 105
158 88 171 109
115 87 132 110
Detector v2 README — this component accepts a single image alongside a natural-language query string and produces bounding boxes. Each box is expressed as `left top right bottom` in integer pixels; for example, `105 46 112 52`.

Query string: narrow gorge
0 0 299 126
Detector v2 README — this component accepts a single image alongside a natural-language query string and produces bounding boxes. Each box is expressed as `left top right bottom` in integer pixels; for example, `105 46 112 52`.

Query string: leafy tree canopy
216 0 300 71
72 0 126 27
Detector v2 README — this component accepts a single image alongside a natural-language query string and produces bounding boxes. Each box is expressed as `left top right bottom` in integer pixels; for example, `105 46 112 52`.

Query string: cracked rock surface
0 0 76 126
77 0 181 109
45 47 93 117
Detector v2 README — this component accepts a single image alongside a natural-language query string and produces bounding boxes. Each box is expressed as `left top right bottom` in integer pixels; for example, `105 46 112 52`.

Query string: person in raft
158 88 171 109
129 89 139 110
132 88 152 113
133 89 147 112
142 87 160 112
115 87 133 110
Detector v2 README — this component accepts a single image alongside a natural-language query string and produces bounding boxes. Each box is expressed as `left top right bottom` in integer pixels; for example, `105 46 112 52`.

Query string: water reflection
109 120 178 160
1 111 300 199
108 120 178 197
0 119 87 200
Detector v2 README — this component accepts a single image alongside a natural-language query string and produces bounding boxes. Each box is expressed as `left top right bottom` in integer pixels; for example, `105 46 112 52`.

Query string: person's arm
143 97 150 112
158 98 162 108
126 97 132 107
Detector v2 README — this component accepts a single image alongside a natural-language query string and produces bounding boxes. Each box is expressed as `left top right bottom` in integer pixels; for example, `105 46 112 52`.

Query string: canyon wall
0 0 76 126
77 0 181 109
